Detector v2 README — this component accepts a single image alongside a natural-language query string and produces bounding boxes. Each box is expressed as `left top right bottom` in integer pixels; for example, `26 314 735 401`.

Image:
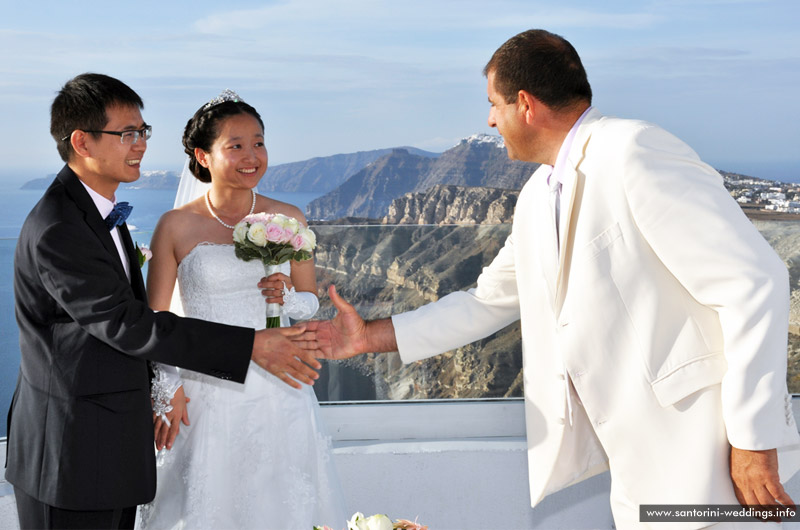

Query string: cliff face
311 179 523 401
413 135 538 192
306 135 539 220
384 184 519 225
306 149 436 220
312 222 521 400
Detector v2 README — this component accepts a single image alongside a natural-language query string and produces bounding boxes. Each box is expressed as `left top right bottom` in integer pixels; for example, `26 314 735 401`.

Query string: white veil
169 158 212 316
174 157 212 209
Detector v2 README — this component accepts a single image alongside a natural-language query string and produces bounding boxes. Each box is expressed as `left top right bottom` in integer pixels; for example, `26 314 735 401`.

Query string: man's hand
730 447 794 509
299 285 374 360
153 386 190 451
252 325 321 389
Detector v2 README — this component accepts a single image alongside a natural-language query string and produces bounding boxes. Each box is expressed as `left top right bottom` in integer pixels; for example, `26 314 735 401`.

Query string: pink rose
290 233 305 251
265 222 288 243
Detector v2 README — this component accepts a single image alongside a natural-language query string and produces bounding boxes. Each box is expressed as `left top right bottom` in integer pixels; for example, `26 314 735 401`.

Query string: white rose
269 213 287 226
299 226 316 252
347 513 392 530
233 222 248 244
347 512 366 530
271 214 301 234
284 216 301 234
247 222 268 247
364 514 393 530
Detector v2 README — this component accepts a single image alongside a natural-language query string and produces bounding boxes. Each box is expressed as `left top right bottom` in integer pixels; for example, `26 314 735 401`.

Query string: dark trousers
14 487 136 530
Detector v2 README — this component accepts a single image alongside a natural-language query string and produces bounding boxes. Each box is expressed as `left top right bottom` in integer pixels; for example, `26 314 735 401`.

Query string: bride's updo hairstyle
183 89 264 183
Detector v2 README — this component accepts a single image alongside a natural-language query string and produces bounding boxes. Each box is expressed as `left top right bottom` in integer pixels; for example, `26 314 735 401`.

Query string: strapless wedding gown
135 243 347 530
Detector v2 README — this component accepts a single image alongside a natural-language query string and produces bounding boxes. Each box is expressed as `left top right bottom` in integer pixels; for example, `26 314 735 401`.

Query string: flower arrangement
136 242 152 268
233 213 316 263
314 512 428 530
232 213 316 328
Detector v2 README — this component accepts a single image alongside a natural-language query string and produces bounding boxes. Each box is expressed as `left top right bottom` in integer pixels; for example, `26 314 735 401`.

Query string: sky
1 0 799 183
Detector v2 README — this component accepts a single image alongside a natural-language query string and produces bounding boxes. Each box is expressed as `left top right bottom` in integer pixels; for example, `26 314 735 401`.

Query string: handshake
250 285 396 389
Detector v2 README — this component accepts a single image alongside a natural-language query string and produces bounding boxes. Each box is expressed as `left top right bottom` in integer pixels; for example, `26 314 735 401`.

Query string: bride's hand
258 272 293 305
154 386 191 451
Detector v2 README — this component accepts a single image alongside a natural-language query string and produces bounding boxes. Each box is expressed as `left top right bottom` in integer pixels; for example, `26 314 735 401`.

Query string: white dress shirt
79 180 131 282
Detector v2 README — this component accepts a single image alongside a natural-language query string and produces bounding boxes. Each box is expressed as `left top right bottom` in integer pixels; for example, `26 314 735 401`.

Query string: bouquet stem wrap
264 263 282 328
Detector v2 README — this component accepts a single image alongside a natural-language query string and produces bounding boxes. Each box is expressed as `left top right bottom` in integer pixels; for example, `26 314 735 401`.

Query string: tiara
203 89 244 111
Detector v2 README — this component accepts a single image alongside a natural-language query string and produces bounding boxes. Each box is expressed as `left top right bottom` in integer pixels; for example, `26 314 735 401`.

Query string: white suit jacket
392 108 800 506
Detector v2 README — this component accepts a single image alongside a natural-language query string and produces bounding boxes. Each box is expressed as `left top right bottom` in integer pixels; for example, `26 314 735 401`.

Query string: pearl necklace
205 189 256 229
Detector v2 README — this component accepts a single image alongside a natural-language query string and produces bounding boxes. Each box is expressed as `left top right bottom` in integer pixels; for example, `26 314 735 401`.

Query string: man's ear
69 130 91 159
517 90 538 124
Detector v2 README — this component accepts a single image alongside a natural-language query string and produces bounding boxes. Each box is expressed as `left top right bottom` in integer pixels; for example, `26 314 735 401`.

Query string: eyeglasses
62 125 152 145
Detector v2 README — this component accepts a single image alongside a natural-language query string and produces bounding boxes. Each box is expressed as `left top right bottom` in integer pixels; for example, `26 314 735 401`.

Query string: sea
0 175 321 437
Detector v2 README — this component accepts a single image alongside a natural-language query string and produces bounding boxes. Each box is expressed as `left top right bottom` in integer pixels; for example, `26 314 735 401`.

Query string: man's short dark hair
51 73 144 162
484 29 592 109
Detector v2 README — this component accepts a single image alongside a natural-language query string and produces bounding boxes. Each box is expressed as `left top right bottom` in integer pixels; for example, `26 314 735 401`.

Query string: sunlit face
198 113 268 189
486 71 527 161
82 105 147 189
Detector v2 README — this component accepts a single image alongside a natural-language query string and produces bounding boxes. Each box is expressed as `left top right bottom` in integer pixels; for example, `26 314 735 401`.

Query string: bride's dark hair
182 100 264 183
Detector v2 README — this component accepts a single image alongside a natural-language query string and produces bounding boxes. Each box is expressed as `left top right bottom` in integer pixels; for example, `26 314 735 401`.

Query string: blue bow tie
104 201 133 230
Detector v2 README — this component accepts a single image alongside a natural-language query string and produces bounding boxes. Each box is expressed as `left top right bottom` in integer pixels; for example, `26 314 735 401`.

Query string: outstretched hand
299 285 371 360
251 325 321 389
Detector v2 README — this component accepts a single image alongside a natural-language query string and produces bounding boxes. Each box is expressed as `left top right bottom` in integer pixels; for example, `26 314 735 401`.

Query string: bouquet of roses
314 512 428 530
233 212 316 328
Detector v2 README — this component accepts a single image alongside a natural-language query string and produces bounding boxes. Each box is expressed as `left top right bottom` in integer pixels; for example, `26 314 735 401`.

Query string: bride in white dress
135 91 347 529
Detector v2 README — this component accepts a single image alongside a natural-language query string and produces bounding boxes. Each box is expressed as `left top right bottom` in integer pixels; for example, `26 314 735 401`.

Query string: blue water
0 181 321 437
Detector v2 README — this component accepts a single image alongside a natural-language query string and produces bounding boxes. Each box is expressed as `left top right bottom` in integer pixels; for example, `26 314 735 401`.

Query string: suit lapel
56 166 133 286
525 166 558 308
554 109 602 314
554 168 583 313
119 223 147 301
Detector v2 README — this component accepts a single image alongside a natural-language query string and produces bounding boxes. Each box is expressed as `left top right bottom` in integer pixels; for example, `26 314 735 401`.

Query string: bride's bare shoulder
153 198 210 244
158 198 207 227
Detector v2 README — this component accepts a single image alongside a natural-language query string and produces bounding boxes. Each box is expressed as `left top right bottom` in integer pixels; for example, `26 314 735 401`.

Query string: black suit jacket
6 165 254 510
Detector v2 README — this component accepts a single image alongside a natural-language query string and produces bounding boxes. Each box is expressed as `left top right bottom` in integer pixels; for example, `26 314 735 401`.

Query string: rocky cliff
413 134 537 191
384 184 519 225
312 221 521 400
307 149 436 220
306 135 539 220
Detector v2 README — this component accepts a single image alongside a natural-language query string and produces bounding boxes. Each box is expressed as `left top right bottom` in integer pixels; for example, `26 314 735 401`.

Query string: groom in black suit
5 73 322 530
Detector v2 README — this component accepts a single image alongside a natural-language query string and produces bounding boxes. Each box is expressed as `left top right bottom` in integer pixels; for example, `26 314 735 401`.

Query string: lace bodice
177 243 290 329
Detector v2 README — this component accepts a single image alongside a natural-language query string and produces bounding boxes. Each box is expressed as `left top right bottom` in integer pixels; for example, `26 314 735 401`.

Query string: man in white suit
301 29 799 526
